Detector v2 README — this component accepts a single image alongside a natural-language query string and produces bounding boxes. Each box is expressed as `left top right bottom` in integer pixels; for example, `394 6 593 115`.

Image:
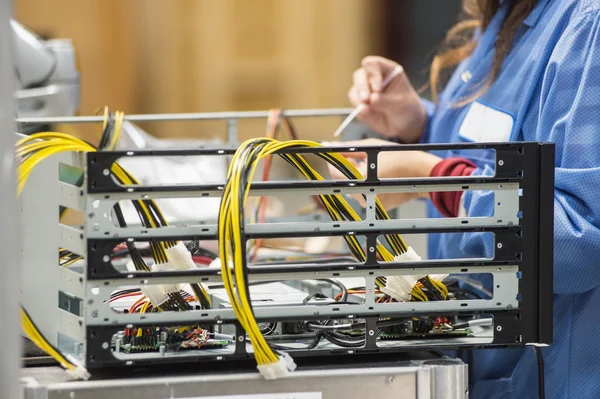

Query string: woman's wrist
414 152 444 199
393 100 428 144
427 157 477 216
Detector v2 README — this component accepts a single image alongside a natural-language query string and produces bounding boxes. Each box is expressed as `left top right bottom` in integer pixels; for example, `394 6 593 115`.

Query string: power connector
257 352 297 380
381 246 447 302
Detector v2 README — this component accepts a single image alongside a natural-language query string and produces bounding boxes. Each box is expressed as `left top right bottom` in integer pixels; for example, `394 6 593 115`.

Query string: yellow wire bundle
15 109 207 375
219 137 418 370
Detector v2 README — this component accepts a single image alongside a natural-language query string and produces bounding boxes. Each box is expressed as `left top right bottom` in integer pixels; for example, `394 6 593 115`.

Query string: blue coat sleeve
419 98 437 143
462 11 600 295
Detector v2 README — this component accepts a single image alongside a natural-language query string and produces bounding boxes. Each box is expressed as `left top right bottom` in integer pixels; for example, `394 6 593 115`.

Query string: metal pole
0 1 21 399
16 107 354 125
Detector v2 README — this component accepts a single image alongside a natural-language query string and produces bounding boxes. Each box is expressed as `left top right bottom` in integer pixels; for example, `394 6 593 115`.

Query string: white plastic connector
141 284 177 307
394 246 422 262
380 246 448 302
166 242 212 296
166 242 197 270
257 352 297 380
67 364 91 381
65 356 91 380
141 261 179 306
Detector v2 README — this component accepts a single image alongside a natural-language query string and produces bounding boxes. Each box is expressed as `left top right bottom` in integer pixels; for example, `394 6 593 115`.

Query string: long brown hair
430 0 537 102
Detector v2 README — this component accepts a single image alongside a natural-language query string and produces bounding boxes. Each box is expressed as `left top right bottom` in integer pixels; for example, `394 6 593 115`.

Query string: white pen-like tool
333 65 404 138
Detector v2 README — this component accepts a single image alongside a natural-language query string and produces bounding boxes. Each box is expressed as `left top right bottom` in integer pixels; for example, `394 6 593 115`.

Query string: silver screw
103 169 110 176
498 160 504 166
102 342 109 349
368 330 375 336
386 376 394 385
370 163 376 169
369 247 375 253
497 243 503 249
496 326 503 331
102 255 110 262
238 335 244 342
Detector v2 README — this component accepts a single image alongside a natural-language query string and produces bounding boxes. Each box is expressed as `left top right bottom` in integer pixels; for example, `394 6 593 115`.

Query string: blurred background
15 0 461 143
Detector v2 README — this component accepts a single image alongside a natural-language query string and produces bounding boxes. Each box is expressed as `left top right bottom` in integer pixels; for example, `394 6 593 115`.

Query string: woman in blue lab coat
330 0 600 398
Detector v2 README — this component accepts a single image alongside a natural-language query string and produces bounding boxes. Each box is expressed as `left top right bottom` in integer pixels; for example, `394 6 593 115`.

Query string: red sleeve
429 157 476 217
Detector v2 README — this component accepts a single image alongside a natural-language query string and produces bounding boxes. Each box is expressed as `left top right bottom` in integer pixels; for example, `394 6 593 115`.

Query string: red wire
192 256 213 265
129 297 147 313
110 292 143 303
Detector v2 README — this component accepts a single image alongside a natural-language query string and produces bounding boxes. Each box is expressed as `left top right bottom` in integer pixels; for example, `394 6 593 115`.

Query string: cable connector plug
166 241 197 270
381 247 448 302
257 352 297 380
67 364 91 381
167 242 212 296
65 356 91 380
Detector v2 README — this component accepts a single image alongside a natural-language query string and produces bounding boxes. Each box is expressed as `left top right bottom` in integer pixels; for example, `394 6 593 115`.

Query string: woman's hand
349 56 427 143
326 138 441 209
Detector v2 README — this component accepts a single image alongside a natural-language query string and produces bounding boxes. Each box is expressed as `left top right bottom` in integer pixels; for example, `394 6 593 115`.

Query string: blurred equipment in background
12 19 79 133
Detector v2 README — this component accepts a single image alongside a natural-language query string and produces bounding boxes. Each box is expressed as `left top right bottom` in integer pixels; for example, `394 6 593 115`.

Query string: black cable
110 289 141 299
98 112 115 150
270 332 323 352
302 292 328 304
321 331 365 348
113 203 151 271
418 276 444 301
322 278 347 302
306 317 409 333
186 241 218 259
533 346 546 399
447 285 482 300
376 318 411 328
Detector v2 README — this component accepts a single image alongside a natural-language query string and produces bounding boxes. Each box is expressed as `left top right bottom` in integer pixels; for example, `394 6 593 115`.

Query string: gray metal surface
16 108 354 125
85 182 519 239
0 2 21 399
21 152 70 345
21 357 468 399
84 265 517 327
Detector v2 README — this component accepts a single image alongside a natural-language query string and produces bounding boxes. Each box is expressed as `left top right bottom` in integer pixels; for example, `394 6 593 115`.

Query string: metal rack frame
20 134 554 370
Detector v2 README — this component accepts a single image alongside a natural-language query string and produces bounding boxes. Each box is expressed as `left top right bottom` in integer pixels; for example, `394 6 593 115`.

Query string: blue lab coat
423 0 600 397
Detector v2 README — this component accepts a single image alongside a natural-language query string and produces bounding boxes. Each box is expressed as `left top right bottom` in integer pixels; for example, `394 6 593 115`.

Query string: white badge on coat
458 102 514 142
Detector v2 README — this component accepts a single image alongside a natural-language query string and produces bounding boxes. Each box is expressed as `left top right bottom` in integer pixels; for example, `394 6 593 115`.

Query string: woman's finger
361 56 397 92
348 86 362 107
352 68 371 102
